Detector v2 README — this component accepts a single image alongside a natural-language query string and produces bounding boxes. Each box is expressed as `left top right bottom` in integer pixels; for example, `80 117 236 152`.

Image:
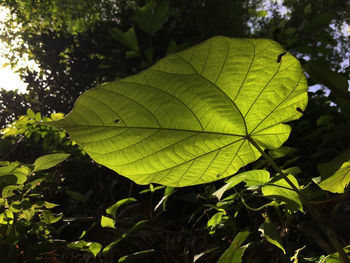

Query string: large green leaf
47 37 307 187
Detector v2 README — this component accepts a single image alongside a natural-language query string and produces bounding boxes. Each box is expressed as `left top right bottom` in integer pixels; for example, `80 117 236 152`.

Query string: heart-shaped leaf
47 37 307 187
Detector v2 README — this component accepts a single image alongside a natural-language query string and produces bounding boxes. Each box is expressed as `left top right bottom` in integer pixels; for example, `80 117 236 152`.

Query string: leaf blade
47 37 307 187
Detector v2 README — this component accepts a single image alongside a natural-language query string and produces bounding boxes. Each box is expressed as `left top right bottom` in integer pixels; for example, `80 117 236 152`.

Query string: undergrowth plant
43 36 350 262
1 36 349 262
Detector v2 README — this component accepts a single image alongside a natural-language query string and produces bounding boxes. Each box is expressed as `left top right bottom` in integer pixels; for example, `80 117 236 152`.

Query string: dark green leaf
217 230 250 263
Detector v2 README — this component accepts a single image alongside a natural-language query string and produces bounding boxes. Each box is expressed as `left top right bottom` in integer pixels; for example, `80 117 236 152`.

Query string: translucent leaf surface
316 149 350 194
213 170 270 200
48 37 307 187
101 215 116 229
262 174 303 212
33 153 70 172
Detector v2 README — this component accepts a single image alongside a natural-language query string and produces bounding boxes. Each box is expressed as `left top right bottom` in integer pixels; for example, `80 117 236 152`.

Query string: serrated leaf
33 153 70 172
259 217 286 254
47 37 307 187
217 230 250 263
316 149 350 194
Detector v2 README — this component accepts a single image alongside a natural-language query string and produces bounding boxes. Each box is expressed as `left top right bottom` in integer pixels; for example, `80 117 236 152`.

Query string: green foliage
106 198 137 219
261 173 303 212
259 216 286 254
1 1 350 261
47 36 307 187
33 153 70 172
213 170 270 200
217 230 250 263
67 240 102 258
117 249 155 262
0 153 69 261
131 0 172 36
303 62 349 100
315 149 350 194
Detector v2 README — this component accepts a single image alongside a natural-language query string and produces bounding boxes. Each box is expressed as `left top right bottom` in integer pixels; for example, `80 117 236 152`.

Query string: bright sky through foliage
0 7 27 93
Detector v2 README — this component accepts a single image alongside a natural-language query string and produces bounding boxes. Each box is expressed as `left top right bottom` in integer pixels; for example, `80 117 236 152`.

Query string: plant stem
247 136 349 263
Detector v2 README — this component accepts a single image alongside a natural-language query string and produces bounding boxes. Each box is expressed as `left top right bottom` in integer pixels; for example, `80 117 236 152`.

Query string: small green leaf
316 149 350 194
262 174 303 212
110 27 139 52
50 112 65 121
102 221 148 254
26 108 36 119
132 0 172 35
88 242 102 258
126 219 148 236
259 217 286 254
43 201 59 209
68 241 102 258
268 146 298 160
105 198 137 219
193 247 220 262
0 164 29 184
33 153 70 172
41 211 63 224
217 230 250 263
1 185 19 198
207 211 226 234
101 215 116 229
118 249 155 262
65 189 87 202
35 112 42 121
213 170 270 200
103 238 123 254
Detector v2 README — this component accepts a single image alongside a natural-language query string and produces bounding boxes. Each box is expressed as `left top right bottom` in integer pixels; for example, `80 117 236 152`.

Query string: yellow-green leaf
33 153 70 172
262 174 303 212
316 149 350 194
47 37 307 187
101 215 116 229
